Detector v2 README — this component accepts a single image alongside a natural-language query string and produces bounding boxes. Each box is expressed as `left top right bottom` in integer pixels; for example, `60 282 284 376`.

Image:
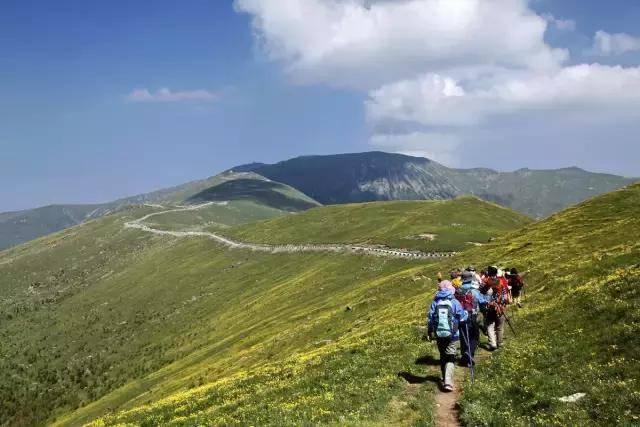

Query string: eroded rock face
252 151 635 218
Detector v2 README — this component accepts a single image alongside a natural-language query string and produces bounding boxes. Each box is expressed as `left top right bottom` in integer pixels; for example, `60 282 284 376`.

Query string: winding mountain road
125 203 456 260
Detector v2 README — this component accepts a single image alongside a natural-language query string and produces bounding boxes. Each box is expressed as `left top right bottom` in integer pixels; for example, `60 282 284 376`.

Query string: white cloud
236 1 640 173
542 13 576 31
367 64 640 127
126 88 219 103
591 30 640 56
235 0 566 88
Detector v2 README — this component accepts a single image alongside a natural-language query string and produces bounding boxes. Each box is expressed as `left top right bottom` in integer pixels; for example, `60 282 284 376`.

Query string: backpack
435 299 458 338
456 288 476 315
494 280 512 306
509 275 523 292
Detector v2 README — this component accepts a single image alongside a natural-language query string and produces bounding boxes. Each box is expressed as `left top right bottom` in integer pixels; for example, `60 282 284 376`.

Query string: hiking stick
462 322 475 384
503 311 517 337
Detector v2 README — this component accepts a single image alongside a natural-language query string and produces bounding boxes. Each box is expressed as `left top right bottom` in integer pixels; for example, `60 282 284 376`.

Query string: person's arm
454 300 469 323
427 301 436 334
473 289 486 310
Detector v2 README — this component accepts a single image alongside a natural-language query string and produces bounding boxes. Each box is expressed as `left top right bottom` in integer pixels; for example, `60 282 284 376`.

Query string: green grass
0 204 444 426
147 200 294 231
186 176 320 211
224 197 531 252
1 185 639 426
455 183 640 426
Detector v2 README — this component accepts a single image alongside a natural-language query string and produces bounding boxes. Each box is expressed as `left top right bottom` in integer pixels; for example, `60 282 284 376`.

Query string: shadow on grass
478 342 495 352
414 354 440 366
397 371 441 385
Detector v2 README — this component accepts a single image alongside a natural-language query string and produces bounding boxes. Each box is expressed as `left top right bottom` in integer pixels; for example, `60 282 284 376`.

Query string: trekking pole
503 311 517 337
462 322 475 384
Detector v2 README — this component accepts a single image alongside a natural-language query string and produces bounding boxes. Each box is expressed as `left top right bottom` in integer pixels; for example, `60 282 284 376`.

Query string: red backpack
455 288 476 314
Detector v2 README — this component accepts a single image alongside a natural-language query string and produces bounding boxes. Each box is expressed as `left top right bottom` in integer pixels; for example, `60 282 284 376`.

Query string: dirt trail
124 203 457 260
435 386 461 427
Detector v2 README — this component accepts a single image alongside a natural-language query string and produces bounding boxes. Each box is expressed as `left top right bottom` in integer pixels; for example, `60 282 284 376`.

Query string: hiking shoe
443 384 454 392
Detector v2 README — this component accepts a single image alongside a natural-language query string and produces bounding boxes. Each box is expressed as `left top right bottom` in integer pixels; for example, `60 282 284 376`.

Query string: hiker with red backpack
427 280 468 392
482 266 512 350
506 267 526 308
456 270 487 365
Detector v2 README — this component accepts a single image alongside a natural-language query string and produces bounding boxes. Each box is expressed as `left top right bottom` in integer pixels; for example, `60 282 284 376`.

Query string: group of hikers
426 266 527 392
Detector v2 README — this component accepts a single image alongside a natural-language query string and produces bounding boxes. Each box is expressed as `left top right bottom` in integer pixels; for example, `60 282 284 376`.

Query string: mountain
0 204 105 251
247 151 636 218
0 196 526 426
2 183 639 425
2 150 634 251
0 172 318 251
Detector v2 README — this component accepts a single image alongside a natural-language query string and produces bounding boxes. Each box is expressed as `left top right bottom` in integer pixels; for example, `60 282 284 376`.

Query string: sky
2 0 640 211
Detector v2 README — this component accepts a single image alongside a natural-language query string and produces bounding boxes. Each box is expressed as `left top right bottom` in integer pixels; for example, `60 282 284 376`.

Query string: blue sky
2 0 640 211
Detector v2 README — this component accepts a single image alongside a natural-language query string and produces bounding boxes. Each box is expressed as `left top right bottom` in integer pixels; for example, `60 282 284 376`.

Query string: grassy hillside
147 201 293 231
456 182 640 425
0 206 441 426
0 172 319 250
225 197 531 252
448 166 635 218
0 204 104 251
186 174 320 211
1 183 638 426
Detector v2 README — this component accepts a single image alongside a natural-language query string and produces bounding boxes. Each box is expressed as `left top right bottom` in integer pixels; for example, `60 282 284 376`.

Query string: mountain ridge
1 151 636 250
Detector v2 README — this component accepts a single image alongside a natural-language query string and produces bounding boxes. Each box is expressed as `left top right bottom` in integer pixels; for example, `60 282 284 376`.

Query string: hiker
427 280 468 392
450 269 463 289
456 271 485 365
506 267 526 308
465 266 483 288
482 266 511 350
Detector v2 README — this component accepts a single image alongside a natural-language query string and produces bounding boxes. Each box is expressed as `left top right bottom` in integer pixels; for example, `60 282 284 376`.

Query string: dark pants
460 318 479 364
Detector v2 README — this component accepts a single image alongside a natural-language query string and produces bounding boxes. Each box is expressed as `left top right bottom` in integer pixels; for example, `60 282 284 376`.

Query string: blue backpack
435 299 458 338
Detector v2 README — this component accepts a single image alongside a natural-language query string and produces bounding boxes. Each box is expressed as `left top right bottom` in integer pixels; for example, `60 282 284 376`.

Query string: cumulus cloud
236 0 640 171
591 30 640 56
542 13 576 31
126 88 219 103
367 64 640 127
234 0 566 88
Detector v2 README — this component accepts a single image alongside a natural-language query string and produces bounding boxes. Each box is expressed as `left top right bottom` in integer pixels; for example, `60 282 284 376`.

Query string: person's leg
496 315 506 348
444 340 459 388
487 314 497 350
437 339 447 382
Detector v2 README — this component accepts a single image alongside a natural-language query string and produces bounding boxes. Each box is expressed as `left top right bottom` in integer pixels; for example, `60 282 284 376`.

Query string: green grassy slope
147 200 293 231
1 184 638 426
225 197 532 252
83 183 640 426
0 172 319 250
186 174 320 211
0 204 104 251
456 182 640 426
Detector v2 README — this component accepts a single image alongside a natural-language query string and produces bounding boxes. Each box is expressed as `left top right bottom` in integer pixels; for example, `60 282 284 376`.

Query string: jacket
427 289 468 341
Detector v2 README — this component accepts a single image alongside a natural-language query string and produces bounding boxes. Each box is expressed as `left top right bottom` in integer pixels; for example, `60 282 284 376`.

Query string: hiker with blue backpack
427 280 468 392
456 270 486 366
